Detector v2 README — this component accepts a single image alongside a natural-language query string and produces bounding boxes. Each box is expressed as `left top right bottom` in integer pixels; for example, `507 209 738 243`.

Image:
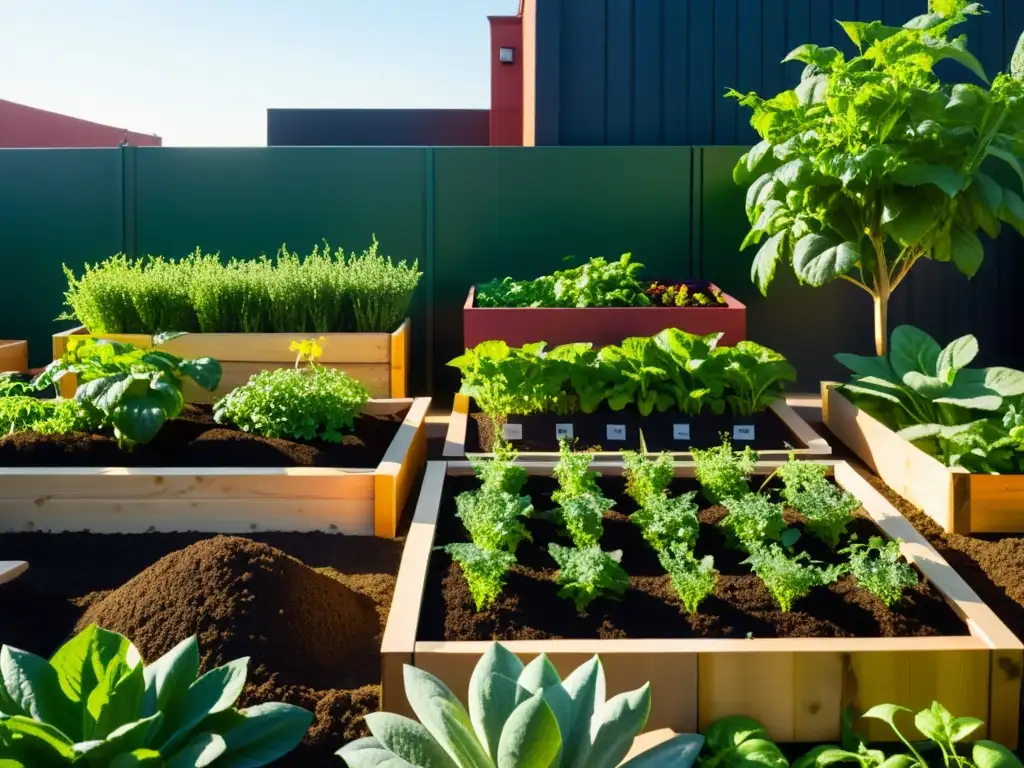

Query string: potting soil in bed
419 476 967 641
0 403 406 468
0 532 404 767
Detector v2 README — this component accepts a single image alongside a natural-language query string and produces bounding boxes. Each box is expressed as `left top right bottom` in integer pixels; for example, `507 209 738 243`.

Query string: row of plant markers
448 439 917 614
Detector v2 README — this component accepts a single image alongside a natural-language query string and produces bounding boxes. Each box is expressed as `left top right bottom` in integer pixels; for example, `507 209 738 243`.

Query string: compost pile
78 536 383 766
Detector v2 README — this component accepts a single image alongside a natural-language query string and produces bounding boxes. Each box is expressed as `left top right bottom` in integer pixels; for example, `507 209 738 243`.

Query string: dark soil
0 532 405 767
0 403 406 468
469 405 798 453
419 476 967 641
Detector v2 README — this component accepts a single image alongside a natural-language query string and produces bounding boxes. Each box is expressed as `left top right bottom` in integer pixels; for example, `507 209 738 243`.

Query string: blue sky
1 0 518 146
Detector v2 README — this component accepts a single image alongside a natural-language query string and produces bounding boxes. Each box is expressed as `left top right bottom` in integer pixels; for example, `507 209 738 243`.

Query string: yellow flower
290 337 324 365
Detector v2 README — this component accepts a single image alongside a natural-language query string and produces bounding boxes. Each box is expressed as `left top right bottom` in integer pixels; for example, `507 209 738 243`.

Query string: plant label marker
555 423 574 440
673 424 691 441
606 424 627 441
733 424 756 441
503 423 523 441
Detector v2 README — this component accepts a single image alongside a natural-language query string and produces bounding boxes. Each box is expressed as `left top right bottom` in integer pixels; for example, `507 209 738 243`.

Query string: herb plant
700 716 788 768
0 395 97 436
693 437 758 505
455 490 533 554
659 546 718 615
623 450 675 506
842 535 919 607
788 481 860 550
557 492 611 548
37 336 222 448
443 543 518 611
729 1 1024 355
719 494 788 552
0 625 311 767
470 438 527 495
214 337 369 442
775 455 830 503
633 492 701 554
551 438 602 504
743 545 842 612
548 543 630 612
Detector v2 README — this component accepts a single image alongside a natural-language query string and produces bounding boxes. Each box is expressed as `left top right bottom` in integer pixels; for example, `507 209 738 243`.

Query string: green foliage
551 439 603 503
470 439 528 496
633 492 701 554
548 543 630 613
0 625 311 767
644 281 729 307
449 330 795 420
841 536 919 607
455 490 533 554
213 342 369 443
776 455 830 504
36 337 221 449
788 481 860 550
836 325 1024 472
729 1 1024 354
557 493 611 548
743 545 842 612
61 238 420 335
692 437 759 505
338 643 705 768
659 546 718 615
444 544 518 611
719 494 788 552
0 396 97 436
699 716 788 768
475 253 651 308
622 450 676 506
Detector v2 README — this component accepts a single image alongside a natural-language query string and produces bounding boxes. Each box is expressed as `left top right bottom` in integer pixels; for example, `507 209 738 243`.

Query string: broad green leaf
49 625 138 708
1013 29 1024 81
74 713 163 765
213 702 312 767
937 335 979 383
469 646 528 763
904 12 944 30
1 716 76 759
734 141 774 185
882 191 941 246
751 233 787 296
143 636 200 718
517 656 562 695
891 325 942 380
891 162 969 197
984 366 1024 397
792 235 859 287
987 146 1024 188
913 706 944 742
949 222 983 277
974 740 1024 768
862 703 911 730
166 732 227 768
584 685 652 768
110 749 164 767
999 189 1024 235
839 20 902 50
496 693 561 768
84 655 145 741
619 734 704 768
948 716 984 742
783 44 842 69
923 37 989 82
157 658 249 754
877 756 917 768
338 737 418 768
361 713 455 768
0 647 77 737
834 353 897 382
402 665 491 768
559 656 605 768
796 75 829 106
775 158 814 187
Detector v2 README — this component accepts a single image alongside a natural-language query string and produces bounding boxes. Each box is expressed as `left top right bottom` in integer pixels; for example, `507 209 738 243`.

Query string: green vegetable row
61 238 421 336
449 329 796 419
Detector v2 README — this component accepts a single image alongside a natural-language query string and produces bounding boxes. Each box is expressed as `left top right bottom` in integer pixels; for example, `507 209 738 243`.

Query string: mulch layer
0 532 404 767
0 403 406 468
419 476 967 641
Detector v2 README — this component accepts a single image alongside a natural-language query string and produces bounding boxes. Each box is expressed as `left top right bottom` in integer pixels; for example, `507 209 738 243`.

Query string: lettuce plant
338 643 704 768
692 437 759 505
743 545 843 612
719 494 788 553
841 535 919 607
699 716 788 768
455 490 533 554
470 439 528 496
548 544 630 613
659 546 718 615
0 625 311 767
551 439 603 504
730 0 1024 356
448 341 573 418
788 481 860 550
623 450 675 506
444 543 518 611
716 342 797 416
557 492 611 548
775 455 830 504
633 492 701 554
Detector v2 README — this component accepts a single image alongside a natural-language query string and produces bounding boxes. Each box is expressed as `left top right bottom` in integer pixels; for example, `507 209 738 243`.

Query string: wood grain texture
390 319 409 398
374 397 431 537
0 340 28 374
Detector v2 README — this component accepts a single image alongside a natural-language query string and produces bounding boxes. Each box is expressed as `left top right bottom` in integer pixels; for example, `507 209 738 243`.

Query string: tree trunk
873 292 889 356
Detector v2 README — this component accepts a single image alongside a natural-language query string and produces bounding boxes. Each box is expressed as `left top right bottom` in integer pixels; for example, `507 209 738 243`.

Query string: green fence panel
0 149 125 368
431 146 693 396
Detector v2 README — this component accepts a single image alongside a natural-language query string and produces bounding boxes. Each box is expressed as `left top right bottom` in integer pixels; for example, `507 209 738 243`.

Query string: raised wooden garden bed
443 393 831 459
381 460 1022 745
0 397 429 538
0 339 28 373
821 383 1024 534
52 319 411 402
463 284 747 349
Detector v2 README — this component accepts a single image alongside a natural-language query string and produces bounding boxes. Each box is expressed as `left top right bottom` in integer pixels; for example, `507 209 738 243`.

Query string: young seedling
552 438 602 504
692 435 758 504
659 545 718 615
622 450 675 506
455 489 533 553
557 492 612 548
788 480 860 550
471 438 527 496
719 493 789 553
548 543 629 613
841 536 919 608
771 454 830 503
743 545 843 612
444 543 518 611
632 492 701 554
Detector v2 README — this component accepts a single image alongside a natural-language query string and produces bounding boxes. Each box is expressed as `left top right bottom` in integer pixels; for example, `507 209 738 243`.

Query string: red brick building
0 99 161 148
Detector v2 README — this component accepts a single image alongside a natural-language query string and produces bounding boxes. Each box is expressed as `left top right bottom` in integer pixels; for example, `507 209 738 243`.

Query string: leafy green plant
788 481 860 550
623 450 676 506
214 337 369 443
470 439 528 496
338 643 704 768
597 337 681 417
716 342 797 416
743 545 842 612
653 329 729 416
729 1 1024 355
659 546 718 615
633 492 701 554
841 535 919 607
557 492 611 548
719 494 788 553
693 437 759 505
0 396 97 436
775 455 830 504
0 624 311 767
698 715 788 768
551 438 603 504
443 543 518 611
36 336 221 449
548 544 630 613
455 490 533 554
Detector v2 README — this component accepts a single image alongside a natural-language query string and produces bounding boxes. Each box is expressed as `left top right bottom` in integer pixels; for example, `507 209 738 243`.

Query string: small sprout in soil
692 435 758 504
557 491 612 548
444 543 517 611
788 480 860 550
659 545 718 615
471 438 527 496
548 543 629 613
455 489 533 554
719 493 787 553
552 438 603 504
841 535 919 608
633 492 700 554
622 450 675 506
773 454 830 503
743 544 844 612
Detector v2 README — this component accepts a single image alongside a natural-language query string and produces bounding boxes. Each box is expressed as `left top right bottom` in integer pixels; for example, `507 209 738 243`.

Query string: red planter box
462 284 747 350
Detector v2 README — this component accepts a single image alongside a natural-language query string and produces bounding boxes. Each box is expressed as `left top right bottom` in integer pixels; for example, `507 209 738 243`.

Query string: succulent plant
338 643 703 768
